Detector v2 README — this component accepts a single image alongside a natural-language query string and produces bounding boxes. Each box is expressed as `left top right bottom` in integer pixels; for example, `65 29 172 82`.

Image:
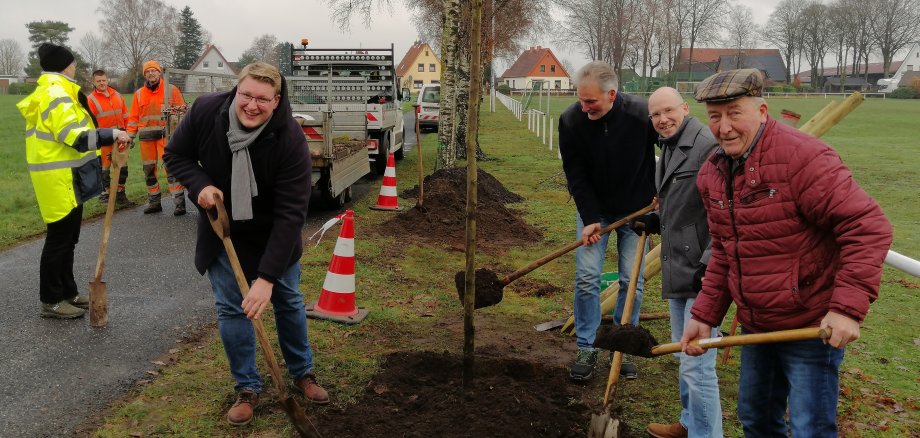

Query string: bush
766 85 787 93
889 87 918 99
497 83 511 95
8 82 36 95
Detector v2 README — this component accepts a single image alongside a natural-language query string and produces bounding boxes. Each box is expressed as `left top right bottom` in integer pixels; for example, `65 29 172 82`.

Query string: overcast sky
1 0 783 73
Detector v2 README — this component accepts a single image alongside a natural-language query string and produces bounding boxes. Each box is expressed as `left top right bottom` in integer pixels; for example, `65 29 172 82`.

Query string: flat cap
694 68 764 103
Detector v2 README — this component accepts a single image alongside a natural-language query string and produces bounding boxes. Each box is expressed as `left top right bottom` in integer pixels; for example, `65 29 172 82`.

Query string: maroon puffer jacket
691 117 892 333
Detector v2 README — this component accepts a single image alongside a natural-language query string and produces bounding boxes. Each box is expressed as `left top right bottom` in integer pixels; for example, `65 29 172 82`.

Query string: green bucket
600 272 619 291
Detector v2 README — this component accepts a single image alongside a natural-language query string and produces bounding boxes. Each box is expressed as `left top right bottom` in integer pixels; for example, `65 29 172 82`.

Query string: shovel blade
534 318 566 331
89 280 108 328
588 412 620 438
280 396 320 438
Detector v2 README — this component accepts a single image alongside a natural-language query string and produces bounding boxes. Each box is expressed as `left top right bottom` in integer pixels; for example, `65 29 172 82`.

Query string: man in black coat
164 62 328 427
558 61 656 382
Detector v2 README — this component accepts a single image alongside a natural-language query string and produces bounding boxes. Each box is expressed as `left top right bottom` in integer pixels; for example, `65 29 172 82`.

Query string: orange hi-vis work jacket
127 81 184 141
86 86 127 129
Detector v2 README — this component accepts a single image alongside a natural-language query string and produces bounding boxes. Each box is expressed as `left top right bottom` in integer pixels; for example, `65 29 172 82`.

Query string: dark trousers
39 205 83 304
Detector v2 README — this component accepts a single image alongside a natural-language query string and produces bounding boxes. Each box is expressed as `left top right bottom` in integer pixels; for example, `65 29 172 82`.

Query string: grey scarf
227 95 268 220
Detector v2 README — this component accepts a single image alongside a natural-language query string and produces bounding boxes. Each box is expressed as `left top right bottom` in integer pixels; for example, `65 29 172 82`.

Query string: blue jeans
207 250 315 393
737 329 845 437
669 298 723 437
573 214 646 349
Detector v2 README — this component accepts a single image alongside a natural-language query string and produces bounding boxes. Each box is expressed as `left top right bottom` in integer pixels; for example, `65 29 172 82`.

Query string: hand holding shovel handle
206 194 320 438
89 141 129 328
502 203 655 286
654 327 832 356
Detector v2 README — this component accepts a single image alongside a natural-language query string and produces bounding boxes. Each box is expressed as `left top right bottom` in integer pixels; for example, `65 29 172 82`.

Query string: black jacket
558 92 657 224
164 78 311 281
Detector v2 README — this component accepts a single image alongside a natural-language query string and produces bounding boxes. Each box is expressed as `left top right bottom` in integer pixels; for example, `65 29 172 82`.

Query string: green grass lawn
4 91 918 435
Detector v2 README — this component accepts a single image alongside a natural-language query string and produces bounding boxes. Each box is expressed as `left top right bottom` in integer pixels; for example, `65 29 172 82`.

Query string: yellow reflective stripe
25 128 56 142
41 96 75 121
141 115 162 122
86 129 98 151
56 118 90 144
28 152 96 172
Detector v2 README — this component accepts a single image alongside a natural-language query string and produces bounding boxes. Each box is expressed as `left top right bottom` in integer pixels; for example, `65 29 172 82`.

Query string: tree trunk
462 0 484 387
437 0 460 170
454 29 470 161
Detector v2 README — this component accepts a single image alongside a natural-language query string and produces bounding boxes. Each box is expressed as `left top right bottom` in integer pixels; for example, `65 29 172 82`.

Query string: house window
218 61 223 68
203 61 209 68
540 65 545 72
551 65 556 73
413 80 423 89
908 65 914 71
425 51 428 56
418 63 424 72
431 80 439 84
429 63 436 72
198 78 206 89
555 80 561 89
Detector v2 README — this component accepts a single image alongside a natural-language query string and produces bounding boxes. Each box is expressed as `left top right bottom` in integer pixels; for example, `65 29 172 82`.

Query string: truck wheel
373 134 390 175
322 185 347 210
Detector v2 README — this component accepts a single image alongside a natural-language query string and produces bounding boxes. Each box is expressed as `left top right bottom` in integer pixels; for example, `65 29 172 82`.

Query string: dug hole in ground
315 167 632 437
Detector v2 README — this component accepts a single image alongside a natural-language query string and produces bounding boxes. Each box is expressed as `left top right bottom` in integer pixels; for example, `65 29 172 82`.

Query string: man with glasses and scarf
164 62 328 427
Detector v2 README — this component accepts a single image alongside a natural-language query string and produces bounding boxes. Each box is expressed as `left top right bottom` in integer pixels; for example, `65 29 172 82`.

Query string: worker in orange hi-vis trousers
127 59 187 215
87 69 131 207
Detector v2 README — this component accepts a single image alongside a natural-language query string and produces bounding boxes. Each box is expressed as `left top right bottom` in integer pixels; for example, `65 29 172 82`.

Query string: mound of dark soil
315 350 591 437
384 168 541 251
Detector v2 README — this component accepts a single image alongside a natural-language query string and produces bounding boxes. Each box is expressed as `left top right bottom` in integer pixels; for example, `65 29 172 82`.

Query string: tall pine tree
174 6 204 70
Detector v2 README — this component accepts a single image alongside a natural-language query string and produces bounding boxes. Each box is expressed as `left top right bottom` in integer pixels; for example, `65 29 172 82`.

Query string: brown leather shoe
293 374 329 404
226 390 259 426
647 421 688 438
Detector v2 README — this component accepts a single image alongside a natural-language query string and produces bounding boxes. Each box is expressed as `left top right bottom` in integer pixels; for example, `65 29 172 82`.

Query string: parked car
416 84 440 131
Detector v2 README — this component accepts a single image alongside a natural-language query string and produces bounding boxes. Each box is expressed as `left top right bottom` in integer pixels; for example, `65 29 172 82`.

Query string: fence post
549 118 554 150
542 112 548 145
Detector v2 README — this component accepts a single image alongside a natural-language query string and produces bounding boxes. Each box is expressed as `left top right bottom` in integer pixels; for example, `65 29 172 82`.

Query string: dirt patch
454 268 505 308
593 324 659 358
315 350 592 437
508 277 566 298
383 168 542 251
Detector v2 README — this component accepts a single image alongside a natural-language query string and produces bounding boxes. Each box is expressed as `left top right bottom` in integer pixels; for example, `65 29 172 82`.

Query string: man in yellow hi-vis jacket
17 43 131 319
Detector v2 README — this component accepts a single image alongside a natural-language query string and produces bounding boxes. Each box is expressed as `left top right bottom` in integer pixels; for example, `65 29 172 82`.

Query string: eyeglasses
649 106 679 121
237 90 277 107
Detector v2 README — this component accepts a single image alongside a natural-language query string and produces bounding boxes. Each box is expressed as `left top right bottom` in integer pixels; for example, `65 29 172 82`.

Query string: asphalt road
0 185 382 437
0 111 427 437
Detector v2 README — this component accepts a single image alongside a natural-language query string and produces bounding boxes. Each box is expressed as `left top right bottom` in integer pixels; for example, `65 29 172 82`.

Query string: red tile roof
396 42 438 78
500 46 569 79
677 48 781 63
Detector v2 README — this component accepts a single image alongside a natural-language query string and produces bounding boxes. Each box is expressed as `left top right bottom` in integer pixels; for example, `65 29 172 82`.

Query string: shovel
206 195 320 438
88 144 128 328
456 203 655 309
594 324 832 358
588 230 647 438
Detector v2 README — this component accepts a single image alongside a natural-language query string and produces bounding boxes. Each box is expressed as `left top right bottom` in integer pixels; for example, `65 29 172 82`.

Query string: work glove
692 263 706 292
628 213 660 235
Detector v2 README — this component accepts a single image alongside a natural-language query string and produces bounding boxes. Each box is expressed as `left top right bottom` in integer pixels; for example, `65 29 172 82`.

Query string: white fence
494 88 561 158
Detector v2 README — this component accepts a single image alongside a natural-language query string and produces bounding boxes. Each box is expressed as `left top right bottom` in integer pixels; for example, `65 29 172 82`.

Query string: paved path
0 112 426 437
0 187 379 437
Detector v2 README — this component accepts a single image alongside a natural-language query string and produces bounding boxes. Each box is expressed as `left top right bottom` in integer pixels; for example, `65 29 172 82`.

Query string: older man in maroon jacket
682 69 892 437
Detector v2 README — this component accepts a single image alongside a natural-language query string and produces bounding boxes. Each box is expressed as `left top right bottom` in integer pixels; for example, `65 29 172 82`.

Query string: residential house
672 48 787 83
500 46 571 91
182 45 239 94
877 41 920 92
395 41 441 90
0 74 25 94
796 60 905 92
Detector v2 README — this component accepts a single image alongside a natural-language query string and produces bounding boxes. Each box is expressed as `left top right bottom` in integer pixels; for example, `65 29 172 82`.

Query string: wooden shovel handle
650 327 832 356
92 163 123 283
502 203 655 285
205 198 292 403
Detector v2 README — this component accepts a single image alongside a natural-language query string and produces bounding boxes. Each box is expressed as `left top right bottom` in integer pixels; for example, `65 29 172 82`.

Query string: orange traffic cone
306 210 369 324
369 152 403 211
